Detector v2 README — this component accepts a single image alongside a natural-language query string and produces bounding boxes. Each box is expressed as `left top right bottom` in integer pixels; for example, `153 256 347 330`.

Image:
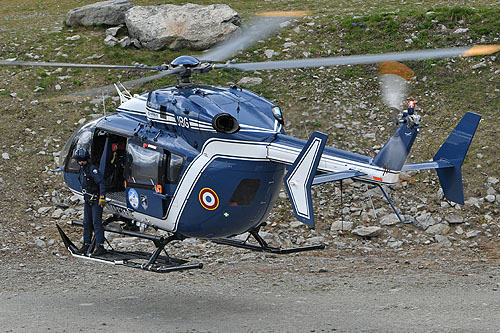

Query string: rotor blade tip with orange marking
256 11 310 17
378 61 415 81
461 45 500 57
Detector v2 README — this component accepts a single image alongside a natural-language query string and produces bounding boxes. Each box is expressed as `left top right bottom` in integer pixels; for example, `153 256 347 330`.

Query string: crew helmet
73 148 90 162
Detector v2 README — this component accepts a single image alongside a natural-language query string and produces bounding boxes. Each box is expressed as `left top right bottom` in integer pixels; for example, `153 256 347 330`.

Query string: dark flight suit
79 164 106 245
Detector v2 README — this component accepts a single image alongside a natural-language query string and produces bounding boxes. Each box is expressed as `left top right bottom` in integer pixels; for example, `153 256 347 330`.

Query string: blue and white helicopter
2 14 497 272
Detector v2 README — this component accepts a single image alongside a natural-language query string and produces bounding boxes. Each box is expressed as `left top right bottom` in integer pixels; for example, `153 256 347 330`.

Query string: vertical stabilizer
433 112 481 204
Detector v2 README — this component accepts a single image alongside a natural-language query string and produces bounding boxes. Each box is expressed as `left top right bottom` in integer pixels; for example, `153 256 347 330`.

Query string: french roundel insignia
199 188 219 210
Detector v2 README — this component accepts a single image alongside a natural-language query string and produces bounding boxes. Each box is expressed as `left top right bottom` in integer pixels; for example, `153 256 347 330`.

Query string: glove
98 195 106 208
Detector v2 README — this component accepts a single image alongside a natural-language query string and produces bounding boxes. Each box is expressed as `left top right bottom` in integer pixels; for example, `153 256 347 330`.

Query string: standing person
73 148 107 256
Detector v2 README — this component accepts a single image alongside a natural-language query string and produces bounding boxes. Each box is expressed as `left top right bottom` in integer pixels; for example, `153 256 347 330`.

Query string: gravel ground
2 245 500 332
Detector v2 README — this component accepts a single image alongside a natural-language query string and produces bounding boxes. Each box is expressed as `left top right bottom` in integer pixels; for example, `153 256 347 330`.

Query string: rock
446 214 464 224
453 28 469 34
425 223 450 235
414 212 436 230
388 240 403 248
34 238 46 248
2 152 9 160
352 226 383 238
54 84 62 91
65 35 81 41
237 77 263 86
466 230 481 239
455 226 464 235
106 25 127 37
118 36 131 48
435 235 452 247
264 49 276 58
307 236 324 245
379 213 399 226
104 35 119 47
52 208 64 219
289 221 302 228
66 0 133 27
485 195 496 203
37 207 52 215
330 220 353 231
487 177 499 185
125 3 240 51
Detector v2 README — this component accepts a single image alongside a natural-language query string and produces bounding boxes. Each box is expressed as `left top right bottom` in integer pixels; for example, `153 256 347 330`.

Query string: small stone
453 28 469 34
237 77 263 87
446 214 464 224
52 208 64 219
289 221 302 228
379 213 399 226
388 240 403 248
2 152 9 160
330 221 353 231
34 239 46 248
485 195 496 203
264 49 275 59
55 84 62 91
466 230 481 239
426 223 450 235
455 226 464 235
352 226 383 238
104 35 119 47
66 35 81 41
37 207 52 215
435 235 452 247
487 177 499 185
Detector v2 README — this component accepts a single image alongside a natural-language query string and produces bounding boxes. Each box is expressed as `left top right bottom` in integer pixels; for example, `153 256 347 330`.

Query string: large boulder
66 0 134 27
125 3 241 51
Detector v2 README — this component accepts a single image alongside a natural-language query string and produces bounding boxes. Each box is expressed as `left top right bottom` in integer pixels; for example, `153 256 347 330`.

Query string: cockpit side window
62 119 98 173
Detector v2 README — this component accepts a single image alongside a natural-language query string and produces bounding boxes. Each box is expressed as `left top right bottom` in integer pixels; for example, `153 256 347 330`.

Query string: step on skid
56 223 203 273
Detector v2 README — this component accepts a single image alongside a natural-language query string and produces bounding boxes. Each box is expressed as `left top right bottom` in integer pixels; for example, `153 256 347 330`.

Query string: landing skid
56 223 203 273
214 228 325 254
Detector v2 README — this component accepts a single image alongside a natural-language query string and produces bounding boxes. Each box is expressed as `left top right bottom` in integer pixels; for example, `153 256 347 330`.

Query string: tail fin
373 119 419 171
433 112 481 204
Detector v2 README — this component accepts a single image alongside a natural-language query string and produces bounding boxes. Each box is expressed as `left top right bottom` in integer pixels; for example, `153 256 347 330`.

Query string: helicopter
2 13 498 273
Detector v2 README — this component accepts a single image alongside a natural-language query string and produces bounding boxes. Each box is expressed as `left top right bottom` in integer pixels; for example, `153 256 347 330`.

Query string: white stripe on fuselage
157 139 270 232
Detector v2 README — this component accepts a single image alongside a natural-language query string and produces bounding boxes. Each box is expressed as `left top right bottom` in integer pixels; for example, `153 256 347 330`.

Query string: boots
75 244 89 255
92 244 107 256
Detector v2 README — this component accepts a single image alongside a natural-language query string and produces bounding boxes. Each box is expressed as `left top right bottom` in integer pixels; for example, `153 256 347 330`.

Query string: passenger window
126 142 162 186
167 152 184 184
229 179 260 206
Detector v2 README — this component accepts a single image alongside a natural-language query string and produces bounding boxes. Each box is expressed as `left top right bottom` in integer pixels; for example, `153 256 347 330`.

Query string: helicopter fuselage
60 84 403 239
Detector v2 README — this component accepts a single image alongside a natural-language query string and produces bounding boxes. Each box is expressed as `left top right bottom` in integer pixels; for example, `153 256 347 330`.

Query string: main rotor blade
222 45 500 71
0 60 161 70
70 67 183 97
199 11 308 62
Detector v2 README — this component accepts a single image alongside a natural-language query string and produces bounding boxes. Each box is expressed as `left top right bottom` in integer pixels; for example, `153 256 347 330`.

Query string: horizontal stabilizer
401 159 452 171
284 132 328 227
313 170 366 185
